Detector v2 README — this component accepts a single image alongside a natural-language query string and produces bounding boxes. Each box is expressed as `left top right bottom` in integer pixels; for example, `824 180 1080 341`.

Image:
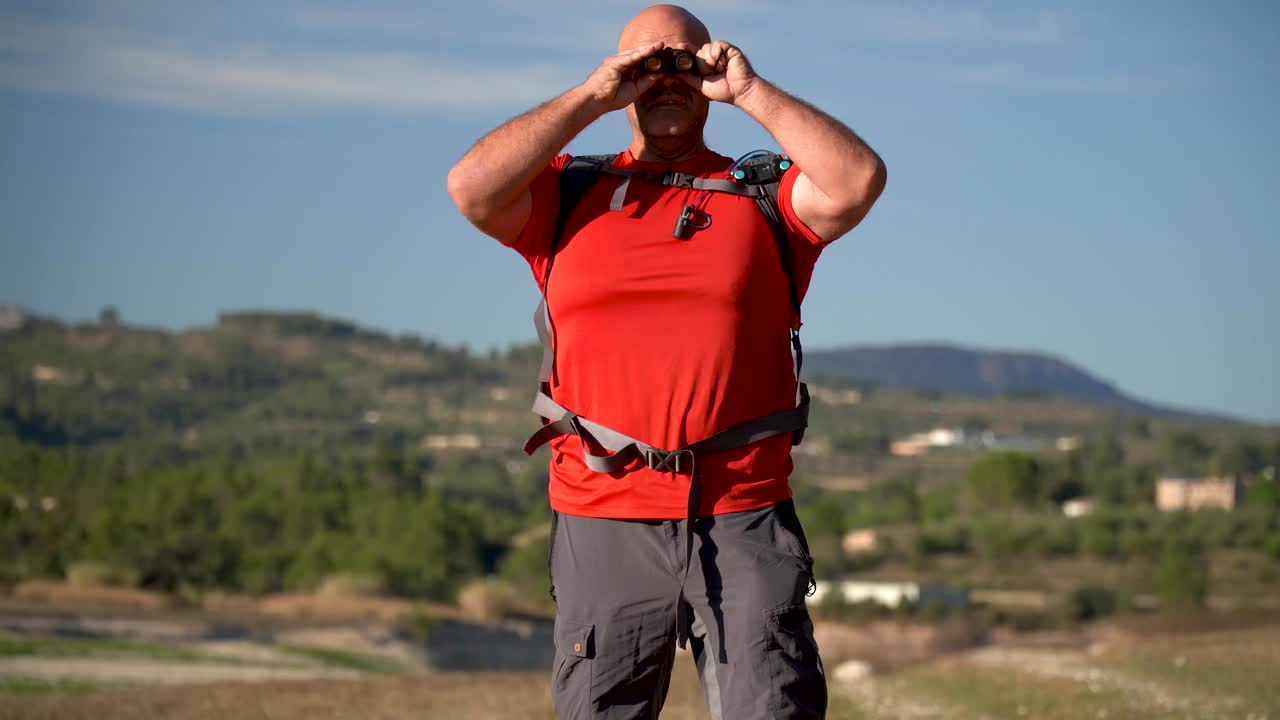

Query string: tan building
1156 477 1241 512
841 529 880 555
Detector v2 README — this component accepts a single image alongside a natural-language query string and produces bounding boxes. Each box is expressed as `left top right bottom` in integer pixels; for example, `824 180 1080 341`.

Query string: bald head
618 4 710 51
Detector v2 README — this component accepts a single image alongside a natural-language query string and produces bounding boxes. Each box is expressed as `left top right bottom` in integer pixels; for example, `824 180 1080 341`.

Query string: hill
806 344 1175 416
0 307 1244 457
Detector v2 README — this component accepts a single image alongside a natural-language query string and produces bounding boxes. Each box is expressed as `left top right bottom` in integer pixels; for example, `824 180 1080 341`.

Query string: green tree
1091 465 1152 506
1211 440 1265 477
498 537 552 603
1244 477 1279 511
1160 430 1211 476
967 451 1040 507
1154 539 1208 610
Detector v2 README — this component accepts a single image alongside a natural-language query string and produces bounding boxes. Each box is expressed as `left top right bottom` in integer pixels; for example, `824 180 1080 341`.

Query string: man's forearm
735 79 884 214
447 86 602 228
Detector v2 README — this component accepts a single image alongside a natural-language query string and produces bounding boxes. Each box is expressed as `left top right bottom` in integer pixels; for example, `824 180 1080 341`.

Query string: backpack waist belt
522 384 809 648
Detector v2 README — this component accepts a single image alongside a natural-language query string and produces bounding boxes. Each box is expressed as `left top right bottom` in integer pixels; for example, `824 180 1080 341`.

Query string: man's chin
641 116 695 138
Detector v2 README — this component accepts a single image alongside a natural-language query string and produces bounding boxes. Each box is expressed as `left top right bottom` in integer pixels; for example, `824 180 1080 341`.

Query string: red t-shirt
507 149 829 519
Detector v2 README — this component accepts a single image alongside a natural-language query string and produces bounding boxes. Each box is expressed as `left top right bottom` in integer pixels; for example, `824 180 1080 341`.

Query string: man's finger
634 73 661 96
607 42 663 71
622 42 663 61
693 44 717 75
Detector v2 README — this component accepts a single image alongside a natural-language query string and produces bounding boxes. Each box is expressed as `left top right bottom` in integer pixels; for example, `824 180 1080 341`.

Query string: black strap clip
673 205 712 239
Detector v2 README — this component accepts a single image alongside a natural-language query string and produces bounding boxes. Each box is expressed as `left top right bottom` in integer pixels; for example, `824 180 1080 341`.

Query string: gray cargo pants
549 500 826 719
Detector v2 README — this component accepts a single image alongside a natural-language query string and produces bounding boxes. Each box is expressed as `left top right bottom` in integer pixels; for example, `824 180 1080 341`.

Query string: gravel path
0 657 359 686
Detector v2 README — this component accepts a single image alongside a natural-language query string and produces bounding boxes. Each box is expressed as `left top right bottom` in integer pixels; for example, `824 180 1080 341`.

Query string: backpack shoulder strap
537 154 613 388
736 154 803 334
542 154 613 290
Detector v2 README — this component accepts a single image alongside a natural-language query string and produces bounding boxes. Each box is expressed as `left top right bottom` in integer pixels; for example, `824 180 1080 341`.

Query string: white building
811 580 969 610
1061 497 1097 518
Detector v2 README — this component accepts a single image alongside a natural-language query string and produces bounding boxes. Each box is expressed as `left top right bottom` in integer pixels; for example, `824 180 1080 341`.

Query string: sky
1 1 1277 422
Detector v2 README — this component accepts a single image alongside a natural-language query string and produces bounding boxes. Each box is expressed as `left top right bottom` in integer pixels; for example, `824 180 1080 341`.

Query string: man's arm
447 42 666 245
686 41 886 243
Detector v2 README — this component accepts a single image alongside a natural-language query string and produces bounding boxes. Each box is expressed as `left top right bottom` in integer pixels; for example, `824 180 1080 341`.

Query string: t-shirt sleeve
775 163 829 249
506 154 574 273
773 163 828 302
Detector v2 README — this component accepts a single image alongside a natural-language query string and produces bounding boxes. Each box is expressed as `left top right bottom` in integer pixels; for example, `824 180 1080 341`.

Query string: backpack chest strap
595 166 767 211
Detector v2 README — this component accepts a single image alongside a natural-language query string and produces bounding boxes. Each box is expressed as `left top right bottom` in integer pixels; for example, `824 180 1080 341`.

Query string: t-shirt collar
615 147 726 174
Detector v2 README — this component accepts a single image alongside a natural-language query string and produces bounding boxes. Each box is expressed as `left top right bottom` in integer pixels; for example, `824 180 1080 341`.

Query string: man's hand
581 42 666 113
679 40 760 106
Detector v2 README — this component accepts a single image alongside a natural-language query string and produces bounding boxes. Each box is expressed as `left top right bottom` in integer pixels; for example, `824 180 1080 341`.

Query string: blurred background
1 1 1278 718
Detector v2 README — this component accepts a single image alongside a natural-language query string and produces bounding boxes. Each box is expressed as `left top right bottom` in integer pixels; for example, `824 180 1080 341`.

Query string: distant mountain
805 344 1168 415
0 307 1223 434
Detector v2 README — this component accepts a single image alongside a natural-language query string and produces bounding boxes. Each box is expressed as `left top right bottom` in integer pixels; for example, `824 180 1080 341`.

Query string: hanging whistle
673 204 712 239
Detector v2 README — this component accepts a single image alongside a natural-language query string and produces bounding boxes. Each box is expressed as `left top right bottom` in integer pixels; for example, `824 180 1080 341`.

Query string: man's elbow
835 155 886 228
446 164 485 224
854 155 887 212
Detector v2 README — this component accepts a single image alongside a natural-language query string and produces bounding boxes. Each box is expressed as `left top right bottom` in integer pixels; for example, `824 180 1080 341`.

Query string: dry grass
252 592 416 622
0 661 715 720
11 581 175 612
456 579 518 622
3 617 1277 720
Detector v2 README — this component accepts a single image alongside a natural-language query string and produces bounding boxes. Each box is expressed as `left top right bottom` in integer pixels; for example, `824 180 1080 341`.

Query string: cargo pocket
552 620 594 719
774 500 817 598
766 603 827 719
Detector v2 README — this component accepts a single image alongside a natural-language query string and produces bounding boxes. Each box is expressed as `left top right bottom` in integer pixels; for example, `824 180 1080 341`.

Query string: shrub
498 538 553 605
915 523 969 555
967 452 1040 507
456 578 517 622
1080 517 1119 559
1263 533 1280 562
1154 540 1208 611
1063 586 1125 622
66 562 138 589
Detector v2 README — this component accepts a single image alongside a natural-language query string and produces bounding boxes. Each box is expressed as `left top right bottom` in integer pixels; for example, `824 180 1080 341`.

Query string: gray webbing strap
591 166 766 202
682 177 766 196
609 176 631 212
525 388 809 472
528 392 662 473
534 298 553 384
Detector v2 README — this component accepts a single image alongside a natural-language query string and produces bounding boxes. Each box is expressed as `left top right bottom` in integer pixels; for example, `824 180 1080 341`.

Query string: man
448 5 884 718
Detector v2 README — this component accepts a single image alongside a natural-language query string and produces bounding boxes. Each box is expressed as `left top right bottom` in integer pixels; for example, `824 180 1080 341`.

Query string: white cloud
0 14 580 115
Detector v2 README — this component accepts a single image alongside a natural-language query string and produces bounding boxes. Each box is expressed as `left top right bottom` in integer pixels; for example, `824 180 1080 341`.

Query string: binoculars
642 49 696 74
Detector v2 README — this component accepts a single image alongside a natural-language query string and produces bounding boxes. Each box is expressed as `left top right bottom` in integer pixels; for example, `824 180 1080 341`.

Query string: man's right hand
581 42 665 113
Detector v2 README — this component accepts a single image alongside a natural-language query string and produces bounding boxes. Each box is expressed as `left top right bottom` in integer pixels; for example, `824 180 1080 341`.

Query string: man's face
629 64 709 141
617 6 712 145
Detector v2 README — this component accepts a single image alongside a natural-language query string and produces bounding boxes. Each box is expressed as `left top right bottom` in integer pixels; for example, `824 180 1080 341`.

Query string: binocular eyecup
642 49 695 74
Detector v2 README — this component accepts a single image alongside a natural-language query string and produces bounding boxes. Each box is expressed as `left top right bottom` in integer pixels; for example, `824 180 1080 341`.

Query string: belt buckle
645 448 692 474
644 448 670 471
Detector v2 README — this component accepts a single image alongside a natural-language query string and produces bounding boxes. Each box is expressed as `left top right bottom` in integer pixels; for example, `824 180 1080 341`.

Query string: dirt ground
2 597 1278 720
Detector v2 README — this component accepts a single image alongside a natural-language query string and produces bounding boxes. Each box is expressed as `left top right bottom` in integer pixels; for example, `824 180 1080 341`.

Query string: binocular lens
642 51 695 74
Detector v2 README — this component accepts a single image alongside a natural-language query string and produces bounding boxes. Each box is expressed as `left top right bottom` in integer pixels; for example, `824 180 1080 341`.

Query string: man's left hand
678 40 760 106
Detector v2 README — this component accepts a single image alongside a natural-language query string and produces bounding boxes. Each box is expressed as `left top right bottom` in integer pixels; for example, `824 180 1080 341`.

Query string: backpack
527 151 815 616
536 151 805 401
